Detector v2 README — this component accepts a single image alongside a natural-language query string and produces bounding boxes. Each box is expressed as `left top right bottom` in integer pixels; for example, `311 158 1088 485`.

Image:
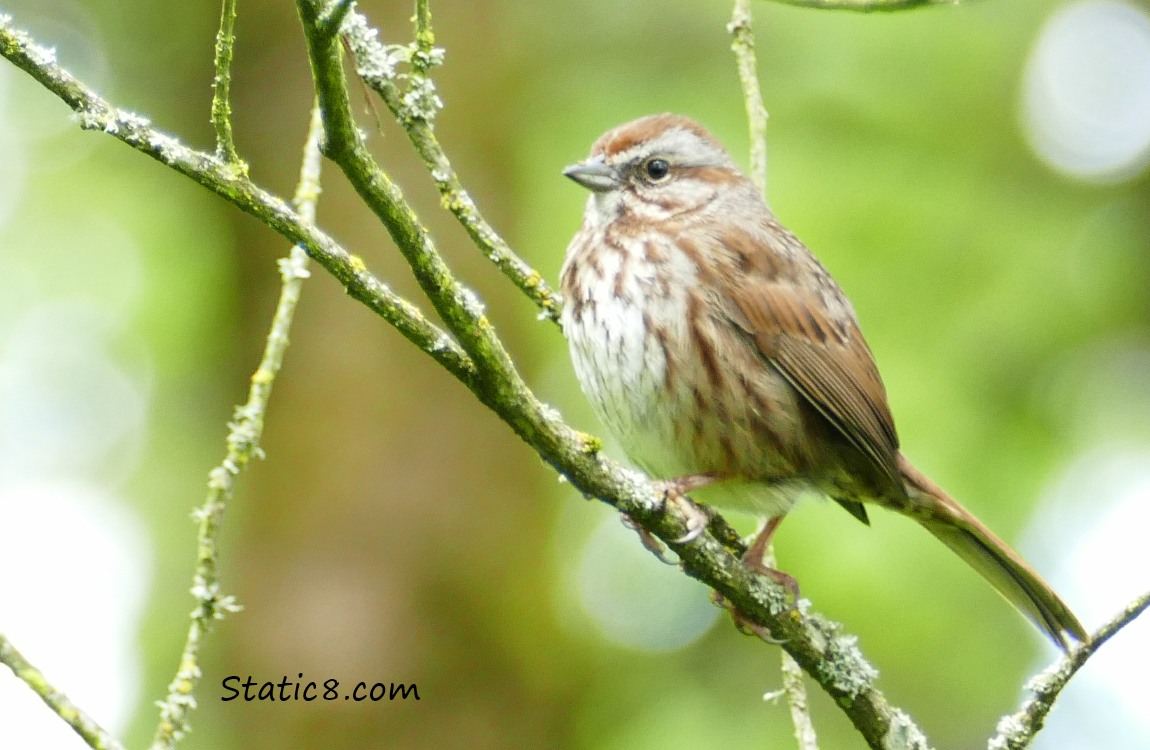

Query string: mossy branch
210 0 243 166
337 8 563 323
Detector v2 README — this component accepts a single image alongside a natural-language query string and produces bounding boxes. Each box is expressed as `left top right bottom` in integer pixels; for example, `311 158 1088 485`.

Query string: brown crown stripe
592 114 717 158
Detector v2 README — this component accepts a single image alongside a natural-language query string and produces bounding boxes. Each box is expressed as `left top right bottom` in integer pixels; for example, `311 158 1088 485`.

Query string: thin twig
413 0 433 60
768 0 961 10
781 652 820 750
0 632 126 750
149 103 326 750
729 8 821 747
339 8 563 322
729 0 769 199
210 0 242 165
988 589 1150 750
298 0 529 392
762 543 819 749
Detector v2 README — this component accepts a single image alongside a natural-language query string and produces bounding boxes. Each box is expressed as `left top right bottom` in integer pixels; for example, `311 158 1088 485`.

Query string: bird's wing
714 224 903 494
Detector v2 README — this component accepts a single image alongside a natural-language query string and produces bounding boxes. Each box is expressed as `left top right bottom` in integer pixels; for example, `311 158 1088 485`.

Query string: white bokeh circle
1022 0 1150 182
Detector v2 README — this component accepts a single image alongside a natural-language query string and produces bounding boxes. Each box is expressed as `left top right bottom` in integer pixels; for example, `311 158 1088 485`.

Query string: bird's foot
741 515 801 603
742 555 801 602
710 590 789 644
653 474 718 544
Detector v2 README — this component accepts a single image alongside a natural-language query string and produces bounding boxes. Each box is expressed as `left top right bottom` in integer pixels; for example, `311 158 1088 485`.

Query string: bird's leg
743 516 800 600
744 515 783 565
708 515 799 641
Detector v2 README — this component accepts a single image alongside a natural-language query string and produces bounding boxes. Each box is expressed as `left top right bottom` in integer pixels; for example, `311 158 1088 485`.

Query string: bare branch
763 544 823 749
149 103 326 750
0 632 126 750
729 0 770 198
781 651 820 750
210 0 242 165
297 0 523 385
988 589 1150 750
338 8 563 323
413 0 433 61
765 0 964 11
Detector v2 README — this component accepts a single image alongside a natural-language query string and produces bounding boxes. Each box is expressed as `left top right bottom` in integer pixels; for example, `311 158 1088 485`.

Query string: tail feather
898 456 1087 651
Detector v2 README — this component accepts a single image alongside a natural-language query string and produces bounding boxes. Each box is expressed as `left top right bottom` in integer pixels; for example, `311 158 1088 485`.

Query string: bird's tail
898 455 1087 651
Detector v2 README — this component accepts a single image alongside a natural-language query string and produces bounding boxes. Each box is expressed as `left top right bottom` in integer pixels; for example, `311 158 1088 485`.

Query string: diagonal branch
0 632 125 750
989 589 1150 750
338 8 563 323
0 13 474 389
296 0 532 386
148 103 327 750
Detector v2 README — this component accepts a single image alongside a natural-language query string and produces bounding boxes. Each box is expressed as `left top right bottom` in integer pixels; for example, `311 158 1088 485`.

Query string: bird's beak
563 157 619 192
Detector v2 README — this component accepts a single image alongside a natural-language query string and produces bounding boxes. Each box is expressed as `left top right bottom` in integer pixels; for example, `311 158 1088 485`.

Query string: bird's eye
643 158 671 182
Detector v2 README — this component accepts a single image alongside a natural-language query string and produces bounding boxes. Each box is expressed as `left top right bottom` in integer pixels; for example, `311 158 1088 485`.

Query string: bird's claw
653 477 714 545
670 494 710 544
621 515 678 565
710 590 789 644
739 618 788 644
620 474 717 564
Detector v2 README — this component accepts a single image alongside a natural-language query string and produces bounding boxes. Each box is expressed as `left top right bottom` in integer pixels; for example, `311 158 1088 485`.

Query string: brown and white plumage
561 113 1086 649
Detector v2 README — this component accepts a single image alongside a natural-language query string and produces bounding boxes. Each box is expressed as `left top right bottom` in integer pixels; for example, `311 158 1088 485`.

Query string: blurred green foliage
3 0 1148 748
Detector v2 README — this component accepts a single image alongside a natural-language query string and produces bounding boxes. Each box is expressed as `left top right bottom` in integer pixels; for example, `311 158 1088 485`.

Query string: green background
2 0 1148 748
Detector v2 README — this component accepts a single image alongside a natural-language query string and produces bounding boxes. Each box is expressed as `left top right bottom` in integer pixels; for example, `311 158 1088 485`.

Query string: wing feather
711 223 903 494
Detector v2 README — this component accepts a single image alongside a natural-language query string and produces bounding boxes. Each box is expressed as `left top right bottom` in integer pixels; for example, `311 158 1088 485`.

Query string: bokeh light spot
0 481 151 747
575 514 719 652
1022 0 1150 182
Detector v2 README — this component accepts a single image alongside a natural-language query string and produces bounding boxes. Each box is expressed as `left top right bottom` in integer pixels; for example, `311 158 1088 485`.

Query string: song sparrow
560 113 1086 650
